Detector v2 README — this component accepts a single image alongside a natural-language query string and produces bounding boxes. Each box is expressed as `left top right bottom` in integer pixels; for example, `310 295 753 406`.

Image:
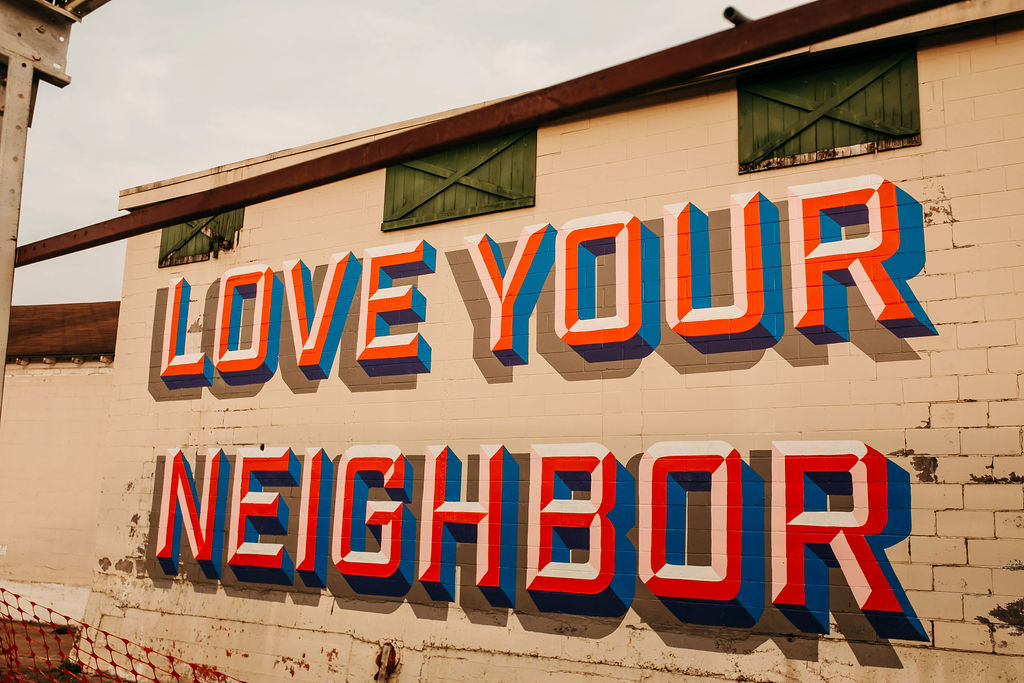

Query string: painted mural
148 173 933 643
153 440 923 640
157 174 933 390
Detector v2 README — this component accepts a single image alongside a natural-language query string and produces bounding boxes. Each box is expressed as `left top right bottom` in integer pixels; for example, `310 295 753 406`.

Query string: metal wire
0 587 243 683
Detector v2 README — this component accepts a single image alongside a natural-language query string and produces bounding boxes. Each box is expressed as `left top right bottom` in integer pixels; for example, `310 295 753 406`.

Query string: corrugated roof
6 302 119 358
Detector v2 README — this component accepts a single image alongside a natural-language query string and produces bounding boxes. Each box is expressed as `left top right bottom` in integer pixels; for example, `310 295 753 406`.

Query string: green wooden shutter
382 130 536 231
158 208 245 267
738 50 920 173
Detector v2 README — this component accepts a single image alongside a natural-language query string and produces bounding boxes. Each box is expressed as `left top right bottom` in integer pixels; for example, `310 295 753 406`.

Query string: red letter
295 448 333 588
417 445 517 606
155 449 228 578
771 440 924 639
465 225 555 365
356 241 436 375
527 443 635 615
788 175 934 342
226 447 300 585
159 278 212 388
332 445 414 595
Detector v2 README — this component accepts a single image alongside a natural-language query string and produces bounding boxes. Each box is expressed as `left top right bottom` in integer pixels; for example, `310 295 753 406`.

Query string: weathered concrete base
2 581 91 621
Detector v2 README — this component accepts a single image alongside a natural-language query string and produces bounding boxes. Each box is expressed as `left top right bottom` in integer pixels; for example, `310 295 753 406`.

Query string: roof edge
5 301 119 358
16 0 968 267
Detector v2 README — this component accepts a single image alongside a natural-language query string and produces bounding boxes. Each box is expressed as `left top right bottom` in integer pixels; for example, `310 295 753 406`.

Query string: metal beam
15 0 965 267
0 0 73 87
0 58 36 410
63 0 112 17
17 0 77 22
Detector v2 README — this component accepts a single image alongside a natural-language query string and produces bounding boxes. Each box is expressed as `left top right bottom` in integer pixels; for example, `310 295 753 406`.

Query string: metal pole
0 58 34 413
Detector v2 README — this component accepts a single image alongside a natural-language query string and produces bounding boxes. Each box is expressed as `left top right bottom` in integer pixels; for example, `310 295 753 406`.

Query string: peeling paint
989 598 1024 634
911 455 937 483
273 655 310 678
970 472 1024 484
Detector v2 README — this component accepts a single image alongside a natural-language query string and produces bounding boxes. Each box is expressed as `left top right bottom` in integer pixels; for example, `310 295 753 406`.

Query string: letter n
155 449 230 579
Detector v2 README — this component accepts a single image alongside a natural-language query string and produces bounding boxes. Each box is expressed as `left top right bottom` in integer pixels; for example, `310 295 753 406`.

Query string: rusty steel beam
15 0 964 267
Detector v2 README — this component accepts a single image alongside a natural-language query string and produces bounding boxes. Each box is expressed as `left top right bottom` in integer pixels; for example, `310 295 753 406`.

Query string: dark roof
15 0 966 267
7 302 119 358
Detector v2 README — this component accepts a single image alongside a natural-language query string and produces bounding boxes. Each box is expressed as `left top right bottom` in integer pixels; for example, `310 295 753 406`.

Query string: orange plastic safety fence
0 587 244 683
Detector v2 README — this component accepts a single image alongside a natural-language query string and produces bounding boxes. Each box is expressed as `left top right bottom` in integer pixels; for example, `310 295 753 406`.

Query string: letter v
283 252 362 380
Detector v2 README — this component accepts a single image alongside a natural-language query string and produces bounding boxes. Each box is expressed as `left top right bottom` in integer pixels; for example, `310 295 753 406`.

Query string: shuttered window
738 50 920 173
158 208 244 268
382 130 536 231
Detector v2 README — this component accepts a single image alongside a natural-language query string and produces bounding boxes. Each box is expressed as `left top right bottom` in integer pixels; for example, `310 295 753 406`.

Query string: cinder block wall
71 21 1024 682
0 363 111 619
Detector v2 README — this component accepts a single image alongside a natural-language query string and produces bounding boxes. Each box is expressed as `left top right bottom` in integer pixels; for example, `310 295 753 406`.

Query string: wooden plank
441 145 458 219
741 81 917 136
399 160 523 200
381 130 538 231
744 94 771 164
900 53 920 130
795 75 816 155
158 208 244 266
816 76 835 151
382 197 535 232
160 217 214 263
745 52 906 164
388 132 525 222
737 91 753 163
774 98 790 157
853 66 875 143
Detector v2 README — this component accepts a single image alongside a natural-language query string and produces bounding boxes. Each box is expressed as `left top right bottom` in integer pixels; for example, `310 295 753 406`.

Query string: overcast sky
12 0 809 305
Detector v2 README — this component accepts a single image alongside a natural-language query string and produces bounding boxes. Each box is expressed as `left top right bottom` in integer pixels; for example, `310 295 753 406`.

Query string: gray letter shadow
278 264 325 395
624 450 784 657
512 451 627 638
145 451 319 605
770 203 831 369
445 247 513 384
534 235 645 381
205 278 268 401
773 203 917 365
148 288 202 402
846 293 920 362
651 213 766 374
336 269 419 393
145 453 217 592
625 450 903 664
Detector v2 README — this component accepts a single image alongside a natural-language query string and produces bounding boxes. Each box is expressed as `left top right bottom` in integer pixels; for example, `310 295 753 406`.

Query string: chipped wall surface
7 18 1024 683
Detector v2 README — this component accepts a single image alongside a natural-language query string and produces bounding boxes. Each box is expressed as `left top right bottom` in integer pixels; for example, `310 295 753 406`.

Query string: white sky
12 0 809 304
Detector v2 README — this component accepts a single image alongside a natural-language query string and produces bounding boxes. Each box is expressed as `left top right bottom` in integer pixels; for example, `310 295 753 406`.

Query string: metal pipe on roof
724 6 751 26
15 0 966 268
